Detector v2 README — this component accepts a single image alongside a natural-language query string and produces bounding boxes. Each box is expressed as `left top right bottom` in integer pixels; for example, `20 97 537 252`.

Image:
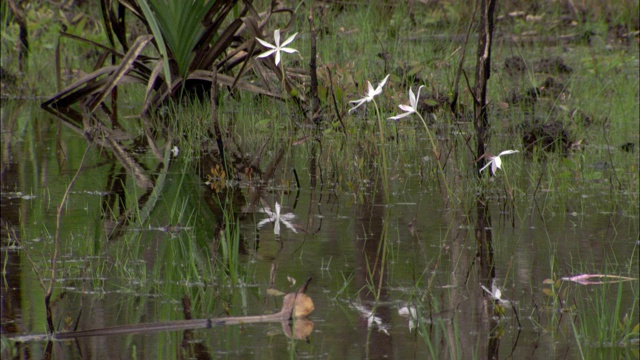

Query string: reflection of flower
348 74 390 113
352 303 389 335
257 202 297 236
255 29 299 66
479 150 519 175
205 164 226 193
480 280 510 305
398 303 418 331
388 85 424 120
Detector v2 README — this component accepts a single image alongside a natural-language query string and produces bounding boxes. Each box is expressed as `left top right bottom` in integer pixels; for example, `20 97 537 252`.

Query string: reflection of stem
47 143 92 334
416 113 450 196
375 209 390 300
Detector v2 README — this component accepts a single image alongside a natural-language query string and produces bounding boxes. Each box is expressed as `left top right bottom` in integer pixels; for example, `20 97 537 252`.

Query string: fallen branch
52 278 314 339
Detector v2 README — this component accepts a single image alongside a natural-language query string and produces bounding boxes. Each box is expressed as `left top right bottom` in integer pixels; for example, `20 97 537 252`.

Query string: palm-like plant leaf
86 35 154 112
137 0 172 87
42 0 303 127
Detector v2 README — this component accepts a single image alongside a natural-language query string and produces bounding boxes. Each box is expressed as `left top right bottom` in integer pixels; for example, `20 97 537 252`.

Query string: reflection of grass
573 282 639 353
4 0 639 358
541 248 639 357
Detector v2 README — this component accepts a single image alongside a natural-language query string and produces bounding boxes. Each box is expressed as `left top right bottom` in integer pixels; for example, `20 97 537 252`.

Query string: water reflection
1 102 637 359
352 157 394 358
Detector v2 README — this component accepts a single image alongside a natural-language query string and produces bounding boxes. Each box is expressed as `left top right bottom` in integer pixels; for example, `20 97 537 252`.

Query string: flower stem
373 99 390 202
503 169 514 200
416 113 451 196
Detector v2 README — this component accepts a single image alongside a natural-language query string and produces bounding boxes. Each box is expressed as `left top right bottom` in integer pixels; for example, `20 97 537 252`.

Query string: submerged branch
53 278 314 339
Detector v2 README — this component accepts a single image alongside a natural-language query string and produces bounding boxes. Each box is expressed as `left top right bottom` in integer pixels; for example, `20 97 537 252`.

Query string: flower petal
492 156 502 173
388 112 413 120
280 219 298 233
256 38 275 49
497 149 519 157
275 51 281 66
366 81 375 97
408 87 416 105
479 160 493 173
256 49 276 58
257 218 273 228
398 104 415 113
412 85 424 109
280 32 298 47
348 98 368 113
280 47 299 54
377 74 390 90
273 29 281 46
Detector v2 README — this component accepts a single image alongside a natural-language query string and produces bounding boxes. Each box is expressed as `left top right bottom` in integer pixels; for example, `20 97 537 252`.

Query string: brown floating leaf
541 288 554 296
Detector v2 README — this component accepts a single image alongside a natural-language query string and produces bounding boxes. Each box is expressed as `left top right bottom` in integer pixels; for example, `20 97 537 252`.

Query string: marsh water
1 98 638 359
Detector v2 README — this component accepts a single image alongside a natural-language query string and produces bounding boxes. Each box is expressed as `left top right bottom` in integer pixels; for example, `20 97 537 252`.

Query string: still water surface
1 103 638 359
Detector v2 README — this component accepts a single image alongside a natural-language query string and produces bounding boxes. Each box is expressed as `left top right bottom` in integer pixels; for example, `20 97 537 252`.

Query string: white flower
348 74 390 113
171 146 179 157
257 202 297 236
479 150 519 175
255 29 298 66
388 85 424 120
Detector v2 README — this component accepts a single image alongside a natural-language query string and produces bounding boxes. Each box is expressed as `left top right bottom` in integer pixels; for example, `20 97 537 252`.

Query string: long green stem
503 168 514 200
373 99 389 202
416 113 451 196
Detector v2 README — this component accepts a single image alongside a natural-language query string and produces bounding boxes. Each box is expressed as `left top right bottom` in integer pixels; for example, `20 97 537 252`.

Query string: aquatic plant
41 0 299 122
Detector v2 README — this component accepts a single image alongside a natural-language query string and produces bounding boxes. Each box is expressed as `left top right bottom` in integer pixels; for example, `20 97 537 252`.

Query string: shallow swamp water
1 99 638 359
1 1 639 358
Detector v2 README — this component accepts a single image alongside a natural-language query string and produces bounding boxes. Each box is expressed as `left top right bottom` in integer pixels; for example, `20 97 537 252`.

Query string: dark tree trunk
474 0 497 174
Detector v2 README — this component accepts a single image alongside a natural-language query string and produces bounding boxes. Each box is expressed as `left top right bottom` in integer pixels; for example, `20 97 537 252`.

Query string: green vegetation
1 0 638 359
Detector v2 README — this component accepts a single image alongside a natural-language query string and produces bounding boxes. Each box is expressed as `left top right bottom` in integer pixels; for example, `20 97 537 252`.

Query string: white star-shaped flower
388 85 424 120
348 74 390 113
479 150 519 175
255 29 298 66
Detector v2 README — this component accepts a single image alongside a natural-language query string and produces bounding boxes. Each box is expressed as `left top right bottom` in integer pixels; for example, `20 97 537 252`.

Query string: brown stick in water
54 278 314 340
